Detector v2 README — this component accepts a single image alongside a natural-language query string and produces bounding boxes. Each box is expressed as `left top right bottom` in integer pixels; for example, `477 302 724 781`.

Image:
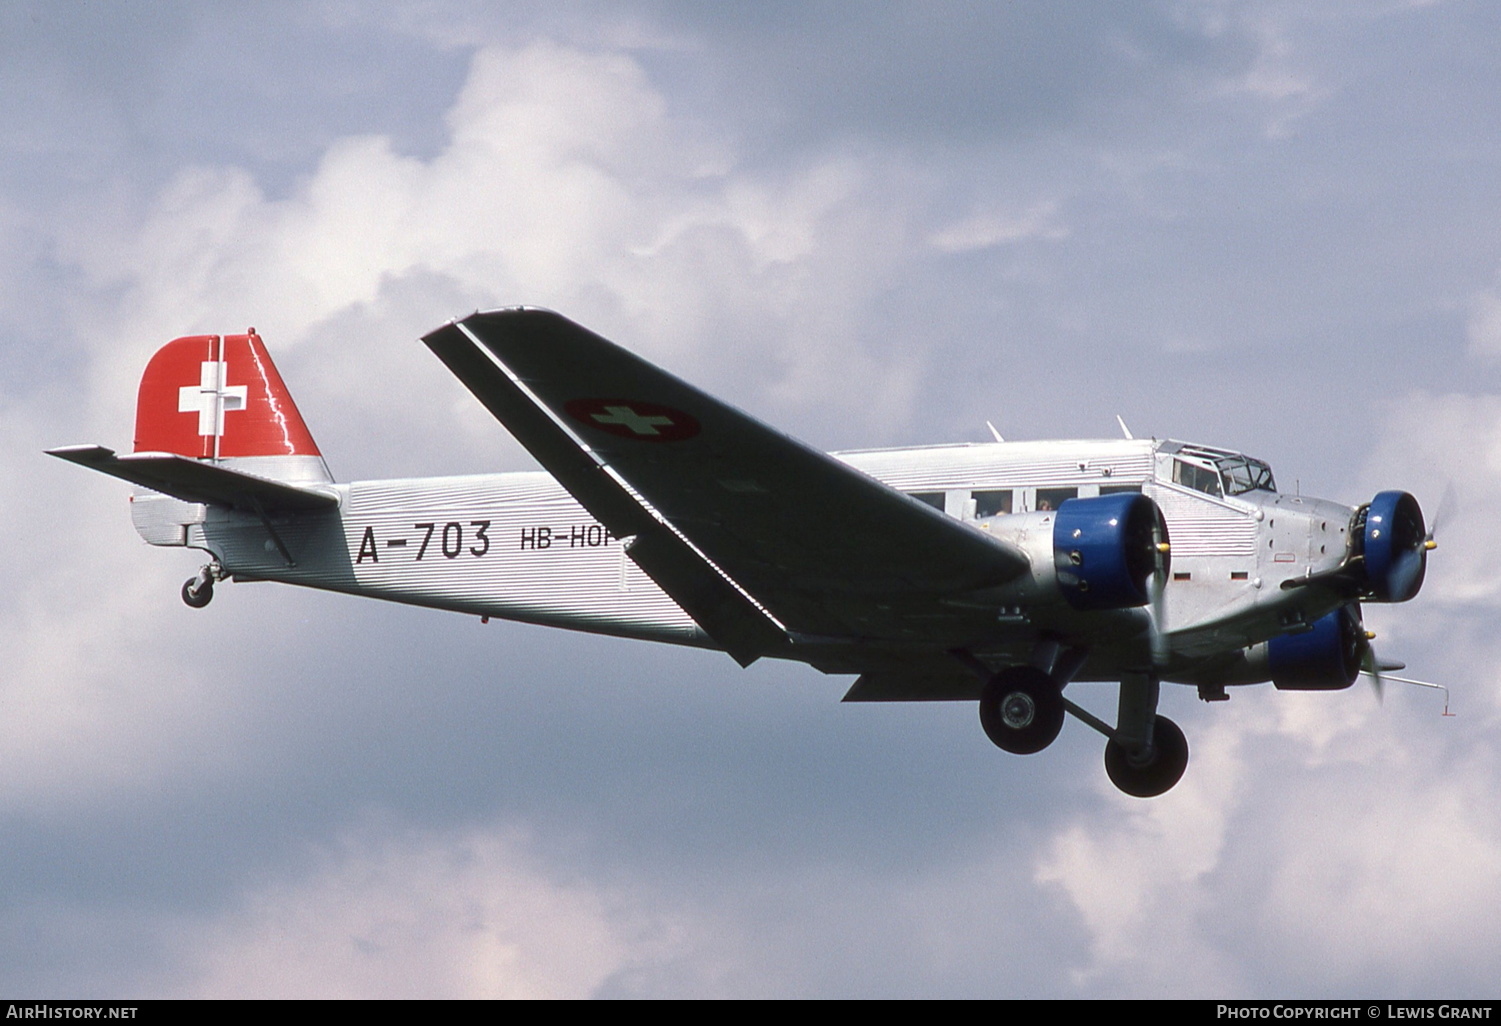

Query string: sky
3 0 1501 999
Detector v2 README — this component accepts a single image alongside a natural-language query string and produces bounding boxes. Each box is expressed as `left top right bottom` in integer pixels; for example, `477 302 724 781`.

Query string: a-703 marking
355 520 491 564
413 521 490 559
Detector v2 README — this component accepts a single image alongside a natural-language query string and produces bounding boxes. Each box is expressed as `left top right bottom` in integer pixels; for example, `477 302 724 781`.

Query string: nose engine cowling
1355 490 1428 603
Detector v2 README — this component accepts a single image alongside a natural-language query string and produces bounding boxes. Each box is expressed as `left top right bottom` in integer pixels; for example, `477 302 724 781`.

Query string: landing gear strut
978 666 1065 754
181 561 223 609
1097 673 1189 796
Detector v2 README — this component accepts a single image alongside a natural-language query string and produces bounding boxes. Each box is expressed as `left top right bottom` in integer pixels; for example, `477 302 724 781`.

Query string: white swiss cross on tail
178 360 248 437
563 398 701 443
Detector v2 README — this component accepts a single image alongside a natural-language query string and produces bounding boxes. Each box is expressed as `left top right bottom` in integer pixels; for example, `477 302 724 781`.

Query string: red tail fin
134 331 322 459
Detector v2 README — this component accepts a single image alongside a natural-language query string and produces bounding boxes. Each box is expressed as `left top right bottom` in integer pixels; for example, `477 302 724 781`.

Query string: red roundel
564 398 701 442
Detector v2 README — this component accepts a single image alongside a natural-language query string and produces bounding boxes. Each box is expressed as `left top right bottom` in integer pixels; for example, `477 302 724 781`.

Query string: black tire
979 666 1065 755
182 578 213 609
1104 715 1189 797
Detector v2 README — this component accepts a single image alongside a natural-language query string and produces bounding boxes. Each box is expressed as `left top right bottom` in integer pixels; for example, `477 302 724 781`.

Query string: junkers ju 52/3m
51 309 1435 796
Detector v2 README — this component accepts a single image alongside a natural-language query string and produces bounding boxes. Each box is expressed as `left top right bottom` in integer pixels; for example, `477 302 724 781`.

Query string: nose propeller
1364 490 1431 603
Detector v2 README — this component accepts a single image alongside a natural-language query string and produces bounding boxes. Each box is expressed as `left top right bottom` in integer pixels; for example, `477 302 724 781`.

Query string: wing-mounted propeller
1359 661 1455 716
1360 638 1390 704
1357 535 1455 713
1262 600 1450 713
1345 602 1395 703
1148 511 1172 671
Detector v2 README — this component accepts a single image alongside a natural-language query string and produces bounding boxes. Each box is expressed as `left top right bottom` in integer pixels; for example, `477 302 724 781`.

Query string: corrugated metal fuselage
145 438 1355 688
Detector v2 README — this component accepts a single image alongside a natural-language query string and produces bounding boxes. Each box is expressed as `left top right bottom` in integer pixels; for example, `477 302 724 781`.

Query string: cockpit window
1216 455 1276 496
1173 451 1276 498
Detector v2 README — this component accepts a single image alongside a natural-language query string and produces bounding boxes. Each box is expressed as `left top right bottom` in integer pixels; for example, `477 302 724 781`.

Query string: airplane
48 308 1435 797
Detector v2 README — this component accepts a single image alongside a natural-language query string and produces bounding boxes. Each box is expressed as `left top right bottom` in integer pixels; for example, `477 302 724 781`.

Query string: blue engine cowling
1268 604 1366 690
1053 492 1169 611
1358 490 1427 603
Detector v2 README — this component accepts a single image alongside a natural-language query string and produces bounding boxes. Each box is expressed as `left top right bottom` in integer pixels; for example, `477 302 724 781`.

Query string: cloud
1466 288 1501 360
1034 715 1249 996
927 201 1069 253
52 40 959 462
1033 693 1501 997
1358 392 1501 607
169 821 679 998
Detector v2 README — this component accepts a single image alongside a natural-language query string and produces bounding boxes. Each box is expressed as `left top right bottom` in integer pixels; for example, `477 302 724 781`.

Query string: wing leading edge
423 309 1029 658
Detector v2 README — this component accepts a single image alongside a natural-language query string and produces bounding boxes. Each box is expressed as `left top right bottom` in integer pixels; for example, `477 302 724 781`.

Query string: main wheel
1104 715 1188 797
979 666 1065 755
182 578 214 608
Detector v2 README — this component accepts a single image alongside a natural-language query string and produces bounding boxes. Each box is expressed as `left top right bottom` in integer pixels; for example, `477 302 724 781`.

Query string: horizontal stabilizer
47 445 337 513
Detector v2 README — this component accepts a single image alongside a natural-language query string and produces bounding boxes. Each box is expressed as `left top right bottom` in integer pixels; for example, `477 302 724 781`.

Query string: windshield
1172 449 1277 498
1216 455 1276 495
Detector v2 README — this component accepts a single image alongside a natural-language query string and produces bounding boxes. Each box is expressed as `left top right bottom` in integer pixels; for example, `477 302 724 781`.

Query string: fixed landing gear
978 666 1065 754
960 649 1191 796
181 562 223 608
1103 714 1189 798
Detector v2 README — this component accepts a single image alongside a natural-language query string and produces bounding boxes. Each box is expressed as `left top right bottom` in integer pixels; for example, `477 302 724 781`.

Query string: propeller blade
1361 645 1384 704
1148 522 1171 671
1389 548 1427 602
1423 482 1455 556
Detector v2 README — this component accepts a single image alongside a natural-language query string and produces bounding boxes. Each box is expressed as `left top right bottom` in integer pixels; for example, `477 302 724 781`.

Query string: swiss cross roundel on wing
564 398 701 442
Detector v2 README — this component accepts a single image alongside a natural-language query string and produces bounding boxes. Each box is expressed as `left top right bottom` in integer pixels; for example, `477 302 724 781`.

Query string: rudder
134 330 331 485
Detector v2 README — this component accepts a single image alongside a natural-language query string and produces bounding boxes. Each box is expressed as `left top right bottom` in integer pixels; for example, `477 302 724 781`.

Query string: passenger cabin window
1100 484 1142 495
1036 487 1078 512
908 491 946 511
1173 459 1222 498
972 489 1012 517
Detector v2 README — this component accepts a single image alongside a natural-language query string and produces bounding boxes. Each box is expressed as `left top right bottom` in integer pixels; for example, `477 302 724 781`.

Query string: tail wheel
181 578 214 608
979 666 1065 755
1104 715 1188 797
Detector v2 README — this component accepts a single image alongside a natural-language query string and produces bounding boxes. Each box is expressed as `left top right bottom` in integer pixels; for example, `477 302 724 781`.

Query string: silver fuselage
131 437 1353 688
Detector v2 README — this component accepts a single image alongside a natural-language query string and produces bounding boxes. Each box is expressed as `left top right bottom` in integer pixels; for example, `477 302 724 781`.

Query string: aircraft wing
423 309 1029 652
46 445 337 513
